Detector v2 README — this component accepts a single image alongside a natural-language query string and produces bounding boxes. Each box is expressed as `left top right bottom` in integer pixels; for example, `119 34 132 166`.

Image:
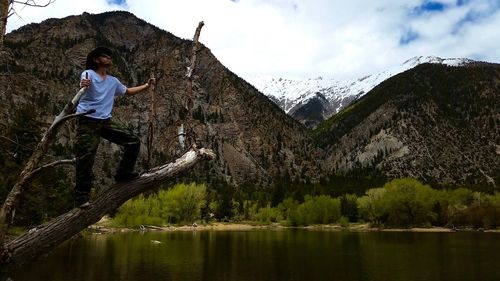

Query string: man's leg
101 121 140 180
74 119 100 206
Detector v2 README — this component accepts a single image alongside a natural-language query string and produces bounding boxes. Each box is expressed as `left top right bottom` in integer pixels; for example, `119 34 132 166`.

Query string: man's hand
80 78 91 88
126 78 157 96
146 77 156 88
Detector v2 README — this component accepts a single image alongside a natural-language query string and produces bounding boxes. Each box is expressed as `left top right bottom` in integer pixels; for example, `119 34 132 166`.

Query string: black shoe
78 201 91 209
114 171 139 182
75 198 91 209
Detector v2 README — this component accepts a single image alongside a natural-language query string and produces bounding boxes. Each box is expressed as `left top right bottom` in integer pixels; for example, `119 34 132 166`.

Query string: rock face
315 63 500 189
0 11 498 198
0 11 319 191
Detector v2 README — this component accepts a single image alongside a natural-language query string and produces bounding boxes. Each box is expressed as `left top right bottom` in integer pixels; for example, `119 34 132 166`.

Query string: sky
6 0 500 80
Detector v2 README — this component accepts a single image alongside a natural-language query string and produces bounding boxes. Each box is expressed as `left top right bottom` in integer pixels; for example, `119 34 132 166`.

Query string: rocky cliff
0 11 319 194
315 63 500 190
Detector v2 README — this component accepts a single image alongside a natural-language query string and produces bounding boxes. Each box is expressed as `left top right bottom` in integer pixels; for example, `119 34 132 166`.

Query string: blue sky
6 0 500 80
106 0 126 5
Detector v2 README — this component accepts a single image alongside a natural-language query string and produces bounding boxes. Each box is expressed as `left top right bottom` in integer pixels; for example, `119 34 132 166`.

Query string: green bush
338 216 350 228
112 194 165 227
254 204 282 224
381 178 437 227
463 193 500 229
358 178 437 227
357 187 387 225
289 195 341 226
112 183 206 227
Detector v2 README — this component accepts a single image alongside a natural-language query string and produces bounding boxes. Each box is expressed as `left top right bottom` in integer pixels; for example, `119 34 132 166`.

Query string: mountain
250 56 474 128
314 62 500 190
0 11 498 225
0 11 321 221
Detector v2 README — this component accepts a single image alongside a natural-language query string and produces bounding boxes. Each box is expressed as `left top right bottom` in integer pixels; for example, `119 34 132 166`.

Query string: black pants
74 116 140 203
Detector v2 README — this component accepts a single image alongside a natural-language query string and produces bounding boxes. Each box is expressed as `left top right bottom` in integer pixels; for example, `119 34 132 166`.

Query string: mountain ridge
315 62 499 190
250 56 477 128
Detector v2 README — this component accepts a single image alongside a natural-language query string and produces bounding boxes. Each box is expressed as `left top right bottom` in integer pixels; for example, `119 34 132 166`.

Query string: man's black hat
85 47 113 70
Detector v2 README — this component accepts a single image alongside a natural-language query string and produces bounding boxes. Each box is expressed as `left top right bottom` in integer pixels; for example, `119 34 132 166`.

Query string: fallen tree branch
0 147 215 271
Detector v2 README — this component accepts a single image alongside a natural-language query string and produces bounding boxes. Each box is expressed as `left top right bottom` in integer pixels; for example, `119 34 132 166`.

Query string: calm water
12 230 500 281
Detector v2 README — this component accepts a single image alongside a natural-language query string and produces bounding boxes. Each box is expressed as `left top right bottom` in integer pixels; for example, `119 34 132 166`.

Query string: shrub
381 178 437 227
358 178 438 227
254 204 282 224
289 195 341 226
357 188 387 225
112 183 206 227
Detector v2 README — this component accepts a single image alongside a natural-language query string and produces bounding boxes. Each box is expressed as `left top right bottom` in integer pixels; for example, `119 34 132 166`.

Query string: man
75 46 154 208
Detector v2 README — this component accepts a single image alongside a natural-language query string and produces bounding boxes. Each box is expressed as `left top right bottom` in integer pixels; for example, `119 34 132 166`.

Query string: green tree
340 194 359 222
254 203 282 224
158 183 207 224
113 183 206 227
381 178 437 227
290 195 341 226
357 187 387 225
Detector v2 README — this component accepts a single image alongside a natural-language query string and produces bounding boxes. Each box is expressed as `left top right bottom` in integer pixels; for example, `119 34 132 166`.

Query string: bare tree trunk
0 0 8 47
0 0 55 47
0 87 89 248
0 148 214 273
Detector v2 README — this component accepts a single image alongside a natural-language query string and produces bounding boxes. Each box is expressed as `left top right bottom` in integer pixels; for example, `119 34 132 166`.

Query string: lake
12 229 500 281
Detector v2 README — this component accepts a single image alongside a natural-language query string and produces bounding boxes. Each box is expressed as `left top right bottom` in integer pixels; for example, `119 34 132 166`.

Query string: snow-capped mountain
249 56 474 128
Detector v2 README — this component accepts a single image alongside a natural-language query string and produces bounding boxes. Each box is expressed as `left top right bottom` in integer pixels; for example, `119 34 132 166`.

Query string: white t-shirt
76 70 127 119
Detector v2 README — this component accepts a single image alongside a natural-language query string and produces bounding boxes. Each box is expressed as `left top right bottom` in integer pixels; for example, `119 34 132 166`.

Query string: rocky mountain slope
250 56 474 128
0 11 497 209
315 62 500 190
0 11 320 198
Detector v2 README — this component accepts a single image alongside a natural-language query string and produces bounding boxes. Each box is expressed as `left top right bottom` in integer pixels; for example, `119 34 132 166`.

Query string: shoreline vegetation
88 219 500 234
108 179 500 232
7 178 499 239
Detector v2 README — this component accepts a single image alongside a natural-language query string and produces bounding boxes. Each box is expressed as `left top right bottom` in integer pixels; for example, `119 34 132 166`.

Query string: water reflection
12 230 500 281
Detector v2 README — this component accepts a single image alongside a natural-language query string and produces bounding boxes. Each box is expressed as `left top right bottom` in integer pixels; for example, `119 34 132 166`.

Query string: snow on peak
248 56 474 115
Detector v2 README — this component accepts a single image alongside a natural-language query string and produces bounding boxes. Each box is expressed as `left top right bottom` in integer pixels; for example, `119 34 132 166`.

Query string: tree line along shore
101 178 500 231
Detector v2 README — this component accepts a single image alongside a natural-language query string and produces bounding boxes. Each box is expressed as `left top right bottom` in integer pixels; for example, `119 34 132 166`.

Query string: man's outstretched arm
126 78 155 96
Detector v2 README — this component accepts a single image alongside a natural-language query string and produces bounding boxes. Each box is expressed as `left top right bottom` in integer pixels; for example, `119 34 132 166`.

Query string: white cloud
5 0 500 80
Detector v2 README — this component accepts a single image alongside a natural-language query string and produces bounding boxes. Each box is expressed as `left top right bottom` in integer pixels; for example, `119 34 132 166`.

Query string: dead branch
146 72 156 168
186 21 204 79
0 87 89 247
12 0 55 8
29 158 75 178
0 135 34 152
182 21 204 149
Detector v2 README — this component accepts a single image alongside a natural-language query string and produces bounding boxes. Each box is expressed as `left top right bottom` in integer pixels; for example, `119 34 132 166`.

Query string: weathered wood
146 72 156 168
182 21 204 149
0 87 89 248
0 0 8 47
186 21 204 79
0 148 215 271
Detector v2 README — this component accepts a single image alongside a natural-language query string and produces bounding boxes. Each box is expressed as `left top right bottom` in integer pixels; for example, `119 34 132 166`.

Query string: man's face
96 54 113 67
